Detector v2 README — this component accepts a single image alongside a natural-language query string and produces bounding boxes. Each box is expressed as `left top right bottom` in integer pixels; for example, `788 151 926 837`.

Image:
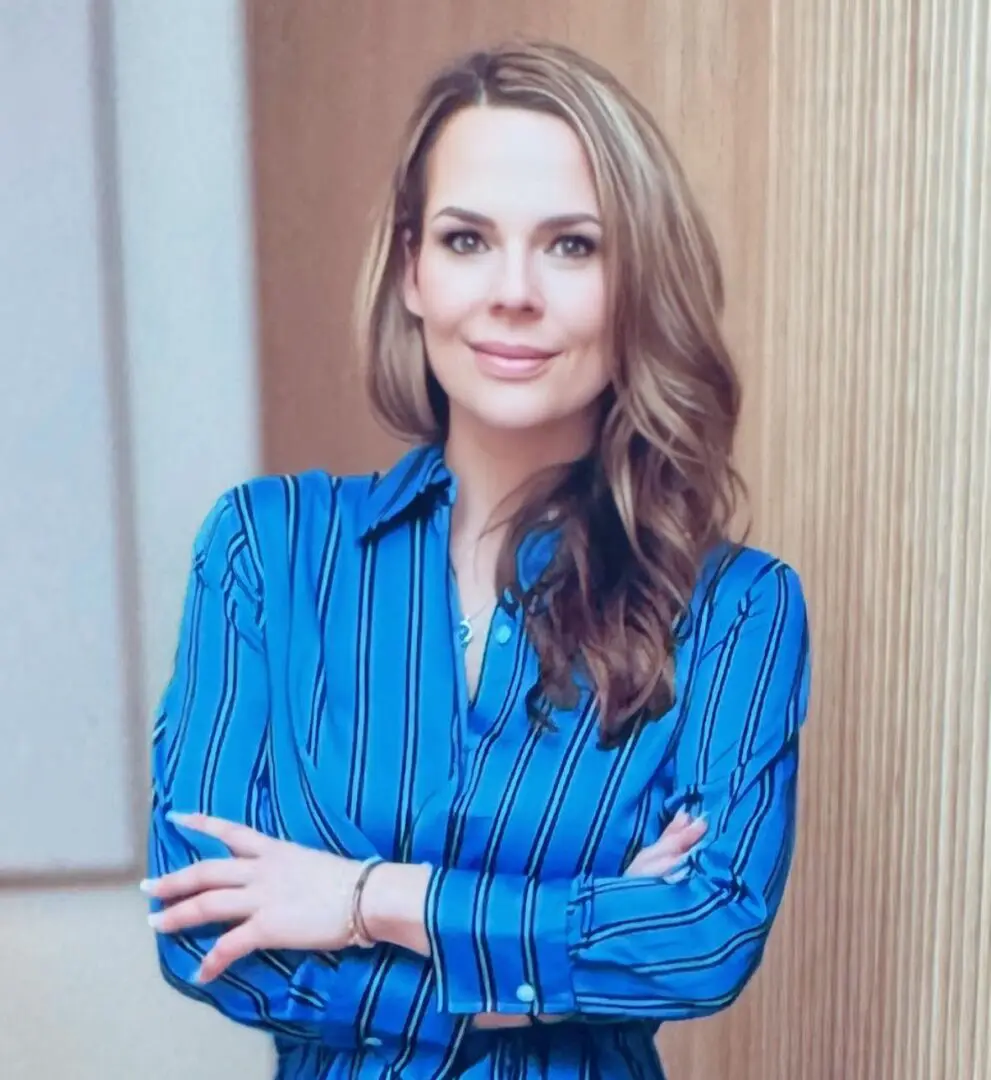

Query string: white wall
0 1 270 1075
0 0 134 879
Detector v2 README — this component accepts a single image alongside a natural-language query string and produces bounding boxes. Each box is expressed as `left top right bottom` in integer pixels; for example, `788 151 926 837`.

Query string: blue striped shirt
148 443 811 1079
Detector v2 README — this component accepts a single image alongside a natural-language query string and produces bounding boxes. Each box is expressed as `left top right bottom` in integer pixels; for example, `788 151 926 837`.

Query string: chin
474 410 566 433
455 392 590 436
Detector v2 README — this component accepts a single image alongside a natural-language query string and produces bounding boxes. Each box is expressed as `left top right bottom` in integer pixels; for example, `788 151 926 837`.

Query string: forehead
424 105 600 218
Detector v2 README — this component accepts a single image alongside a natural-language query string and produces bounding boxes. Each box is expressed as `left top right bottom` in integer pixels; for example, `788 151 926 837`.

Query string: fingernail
661 855 691 883
147 912 164 930
165 810 189 824
138 878 157 894
673 808 689 826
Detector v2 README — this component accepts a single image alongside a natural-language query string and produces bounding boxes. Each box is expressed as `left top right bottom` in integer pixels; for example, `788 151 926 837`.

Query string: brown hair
355 40 745 745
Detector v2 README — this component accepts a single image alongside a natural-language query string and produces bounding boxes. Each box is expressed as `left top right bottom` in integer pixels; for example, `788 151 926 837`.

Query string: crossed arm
145 494 810 1047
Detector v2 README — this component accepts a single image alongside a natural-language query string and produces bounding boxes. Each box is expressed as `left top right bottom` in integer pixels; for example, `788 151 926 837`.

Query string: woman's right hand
471 810 707 1030
624 808 707 879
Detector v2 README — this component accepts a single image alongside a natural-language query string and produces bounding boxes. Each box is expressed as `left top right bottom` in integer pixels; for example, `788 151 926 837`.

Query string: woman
143 40 811 1079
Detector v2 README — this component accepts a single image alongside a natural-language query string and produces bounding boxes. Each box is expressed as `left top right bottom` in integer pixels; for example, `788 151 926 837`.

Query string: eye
549 234 598 259
441 229 488 255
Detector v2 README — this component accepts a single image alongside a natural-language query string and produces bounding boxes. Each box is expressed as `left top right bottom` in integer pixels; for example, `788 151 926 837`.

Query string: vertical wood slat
246 0 761 482
246 2 990 1075
760 2 991 1077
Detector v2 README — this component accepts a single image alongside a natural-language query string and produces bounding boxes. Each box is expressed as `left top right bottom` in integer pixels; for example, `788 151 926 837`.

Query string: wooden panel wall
246 2 990 1076
245 0 768 481
756 3 991 1078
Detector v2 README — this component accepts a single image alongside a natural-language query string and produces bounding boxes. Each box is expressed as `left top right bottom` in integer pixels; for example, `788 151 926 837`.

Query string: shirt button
363 1035 383 1048
494 624 512 645
515 983 536 1004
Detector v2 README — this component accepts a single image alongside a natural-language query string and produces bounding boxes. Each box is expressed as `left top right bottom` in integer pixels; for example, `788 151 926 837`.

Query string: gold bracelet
347 856 383 949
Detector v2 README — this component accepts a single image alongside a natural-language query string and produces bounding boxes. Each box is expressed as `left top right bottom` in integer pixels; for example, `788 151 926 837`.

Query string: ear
401 230 423 319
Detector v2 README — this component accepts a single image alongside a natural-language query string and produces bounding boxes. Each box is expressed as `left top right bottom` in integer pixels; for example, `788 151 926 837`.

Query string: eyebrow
430 206 602 230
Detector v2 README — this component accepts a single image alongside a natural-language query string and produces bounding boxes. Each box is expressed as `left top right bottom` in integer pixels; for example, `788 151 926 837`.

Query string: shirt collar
357 443 453 540
356 443 560 591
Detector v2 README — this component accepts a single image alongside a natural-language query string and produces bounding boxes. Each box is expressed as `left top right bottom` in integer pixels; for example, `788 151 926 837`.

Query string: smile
469 341 560 379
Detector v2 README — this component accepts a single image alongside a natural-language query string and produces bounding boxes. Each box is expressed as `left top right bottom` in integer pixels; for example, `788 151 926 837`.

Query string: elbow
627 897 775 1022
571 879 782 1021
652 905 772 1020
153 928 243 1018
152 929 330 1043
154 930 215 1005
574 908 774 1022
674 923 769 1019
157 942 213 1005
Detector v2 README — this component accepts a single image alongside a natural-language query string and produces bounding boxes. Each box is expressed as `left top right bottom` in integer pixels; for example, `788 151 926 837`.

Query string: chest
265 519 677 876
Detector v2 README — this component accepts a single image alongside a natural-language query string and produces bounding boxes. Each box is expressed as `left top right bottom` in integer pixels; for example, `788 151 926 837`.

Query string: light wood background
245 2 991 1077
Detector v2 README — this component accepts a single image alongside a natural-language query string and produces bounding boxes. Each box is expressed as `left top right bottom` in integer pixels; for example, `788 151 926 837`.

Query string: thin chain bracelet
346 855 384 949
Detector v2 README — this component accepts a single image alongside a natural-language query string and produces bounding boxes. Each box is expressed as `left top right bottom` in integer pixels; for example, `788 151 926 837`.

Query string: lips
469 341 559 360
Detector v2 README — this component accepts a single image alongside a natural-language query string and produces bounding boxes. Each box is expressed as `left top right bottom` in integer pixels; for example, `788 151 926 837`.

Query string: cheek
546 269 608 345
415 252 484 332
553 273 611 395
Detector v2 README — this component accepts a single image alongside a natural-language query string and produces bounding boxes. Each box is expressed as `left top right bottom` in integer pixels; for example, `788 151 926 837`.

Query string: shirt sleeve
424 558 811 1020
149 489 463 1052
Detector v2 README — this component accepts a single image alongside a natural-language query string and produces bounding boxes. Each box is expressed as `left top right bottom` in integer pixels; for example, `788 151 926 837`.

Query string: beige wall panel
247 2 990 1077
246 0 768 485
756 1 990 1078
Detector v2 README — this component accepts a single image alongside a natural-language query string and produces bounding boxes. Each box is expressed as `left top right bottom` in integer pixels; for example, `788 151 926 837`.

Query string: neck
444 406 597 543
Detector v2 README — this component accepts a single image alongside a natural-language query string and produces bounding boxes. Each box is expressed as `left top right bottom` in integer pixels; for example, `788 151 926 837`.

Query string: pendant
457 618 473 647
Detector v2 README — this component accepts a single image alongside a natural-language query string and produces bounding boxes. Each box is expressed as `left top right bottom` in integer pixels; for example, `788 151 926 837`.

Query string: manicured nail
147 912 164 930
662 856 691 883
673 808 690 826
138 878 157 894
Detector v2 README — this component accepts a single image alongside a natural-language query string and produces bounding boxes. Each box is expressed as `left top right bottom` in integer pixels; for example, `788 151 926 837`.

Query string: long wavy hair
355 41 745 745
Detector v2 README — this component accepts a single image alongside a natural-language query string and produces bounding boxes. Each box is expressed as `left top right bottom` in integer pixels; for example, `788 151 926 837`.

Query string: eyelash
440 230 598 258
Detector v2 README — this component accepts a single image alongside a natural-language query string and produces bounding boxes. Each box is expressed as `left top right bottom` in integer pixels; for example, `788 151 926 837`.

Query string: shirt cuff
292 949 463 1051
424 867 580 1015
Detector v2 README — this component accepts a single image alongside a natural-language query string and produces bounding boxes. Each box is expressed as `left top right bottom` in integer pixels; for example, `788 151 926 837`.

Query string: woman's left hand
142 812 363 983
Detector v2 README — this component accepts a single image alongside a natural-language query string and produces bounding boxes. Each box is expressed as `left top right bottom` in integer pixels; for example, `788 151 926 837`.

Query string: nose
489 243 543 314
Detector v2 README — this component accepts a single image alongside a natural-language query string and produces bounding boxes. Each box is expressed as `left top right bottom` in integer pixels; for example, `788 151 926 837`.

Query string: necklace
457 602 491 648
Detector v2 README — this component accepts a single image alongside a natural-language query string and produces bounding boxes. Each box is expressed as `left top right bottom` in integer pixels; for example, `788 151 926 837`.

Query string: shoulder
661 542 813 756
682 540 810 659
695 540 807 614
189 444 446 607
190 467 383 587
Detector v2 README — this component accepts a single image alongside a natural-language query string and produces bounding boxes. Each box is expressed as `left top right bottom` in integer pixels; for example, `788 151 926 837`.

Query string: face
403 106 611 445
